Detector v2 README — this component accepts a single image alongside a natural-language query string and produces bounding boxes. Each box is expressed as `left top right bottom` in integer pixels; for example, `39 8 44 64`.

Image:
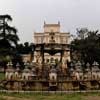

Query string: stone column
62 51 68 75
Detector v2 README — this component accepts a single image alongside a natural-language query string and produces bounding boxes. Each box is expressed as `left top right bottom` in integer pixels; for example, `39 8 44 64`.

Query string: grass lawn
0 92 100 100
0 73 5 80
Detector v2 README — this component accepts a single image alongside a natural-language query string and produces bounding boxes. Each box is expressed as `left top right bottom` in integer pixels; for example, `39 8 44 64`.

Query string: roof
44 24 60 27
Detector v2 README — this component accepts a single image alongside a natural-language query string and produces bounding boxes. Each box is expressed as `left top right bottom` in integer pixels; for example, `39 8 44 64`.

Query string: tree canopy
0 14 19 64
71 28 100 68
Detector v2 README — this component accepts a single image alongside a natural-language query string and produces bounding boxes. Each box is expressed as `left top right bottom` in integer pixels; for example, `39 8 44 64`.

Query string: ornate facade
33 22 70 68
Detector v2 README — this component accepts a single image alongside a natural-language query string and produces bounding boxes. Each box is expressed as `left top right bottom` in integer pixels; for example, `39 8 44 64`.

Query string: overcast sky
0 0 100 43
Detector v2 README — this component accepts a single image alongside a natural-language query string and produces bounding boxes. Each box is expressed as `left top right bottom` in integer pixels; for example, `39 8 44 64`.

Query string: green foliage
0 92 82 100
0 14 19 46
71 28 100 67
0 73 5 80
0 14 20 67
16 42 33 54
0 92 100 100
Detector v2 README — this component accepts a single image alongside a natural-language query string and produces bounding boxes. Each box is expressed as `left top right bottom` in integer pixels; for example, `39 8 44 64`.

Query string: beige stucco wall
34 33 70 44
44 25 60 33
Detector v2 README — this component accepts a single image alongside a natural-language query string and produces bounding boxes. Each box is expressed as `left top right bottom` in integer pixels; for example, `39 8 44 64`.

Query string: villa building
33 22 70 68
